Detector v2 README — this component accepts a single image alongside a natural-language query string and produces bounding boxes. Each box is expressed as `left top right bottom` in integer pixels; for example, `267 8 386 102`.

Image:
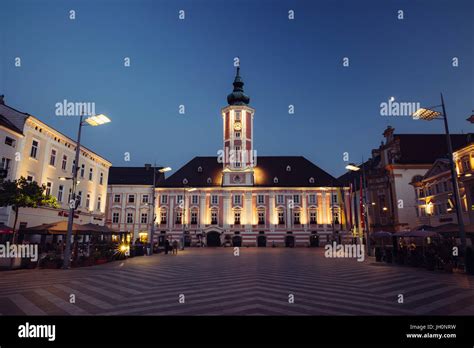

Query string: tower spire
227 65 250 105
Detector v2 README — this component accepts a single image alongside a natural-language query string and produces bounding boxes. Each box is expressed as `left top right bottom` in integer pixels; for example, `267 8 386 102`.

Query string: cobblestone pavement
0 248 473 315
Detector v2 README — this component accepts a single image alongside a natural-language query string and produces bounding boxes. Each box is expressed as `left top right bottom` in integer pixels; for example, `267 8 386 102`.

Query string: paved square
0 248 473 315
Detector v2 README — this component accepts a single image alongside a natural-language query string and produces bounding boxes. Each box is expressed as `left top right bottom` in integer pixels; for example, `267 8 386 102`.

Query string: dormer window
197 166 203 173
207 177 212 184
183 178 188 185
309 177 315 184
273 177 279 184
286 165 291 172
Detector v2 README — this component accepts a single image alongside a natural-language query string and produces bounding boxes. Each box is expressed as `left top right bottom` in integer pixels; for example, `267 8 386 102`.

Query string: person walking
172 240 178 255
165 239 170 255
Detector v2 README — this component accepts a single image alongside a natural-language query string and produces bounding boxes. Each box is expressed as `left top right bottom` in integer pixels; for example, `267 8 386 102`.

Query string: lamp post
148 166 171 255
412 93 466 256
182 187 196 250
63 112 111 269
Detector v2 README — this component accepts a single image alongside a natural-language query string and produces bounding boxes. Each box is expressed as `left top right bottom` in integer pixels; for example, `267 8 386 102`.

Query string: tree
0 176 58 243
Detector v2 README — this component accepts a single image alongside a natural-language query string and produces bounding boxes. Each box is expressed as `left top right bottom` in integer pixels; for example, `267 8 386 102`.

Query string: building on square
339 125 472 233
410 136 474 231
155 68 350 247
0 95 111 230
105 165 165 243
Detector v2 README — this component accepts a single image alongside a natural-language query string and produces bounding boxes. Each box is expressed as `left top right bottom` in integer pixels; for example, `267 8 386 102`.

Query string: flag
360 175 365 232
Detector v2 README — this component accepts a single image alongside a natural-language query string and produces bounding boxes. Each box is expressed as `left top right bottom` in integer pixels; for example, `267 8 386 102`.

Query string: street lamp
148 165 171 255
412 93 467 256
182 187 196 250
62 112 111 269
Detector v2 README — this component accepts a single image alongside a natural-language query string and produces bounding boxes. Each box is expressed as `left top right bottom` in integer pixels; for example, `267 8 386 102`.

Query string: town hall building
153 68 350 247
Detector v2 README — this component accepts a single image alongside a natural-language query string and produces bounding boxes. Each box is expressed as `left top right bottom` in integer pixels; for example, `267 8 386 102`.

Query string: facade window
177 195 183 205
1 157 11 173
235 131 241 138
126 213 133 224
57 185 64 202
192 195 198 205
5 136 15 147
97 196 102 211
234 211 241 225
49 149 57 166
191 212 198 224
114 194 121 203
258 211 265 225
309 194 316 204
332 193 338 204
211 210 218 224
277 195 284 205
99 172 104 185
428 186 433 196
112 212 120 224
26 175 34 183
142 194 149 203
293 212 301 224
161 195 168 204
160 211 167 224
61 155 67 170
233 194 241 205
77 191 82 207
141 213 148 224
80 164 85 178
211 195 219 205
278 211 285 225
257 195 264 204
45 182 52 196
86 193 91 210
30 140 39 159
293 195 300 204
310 211 317 224
443 181 448 192
462 159 470 172
175 212 182 224
89 168 93 181
128 194 135 203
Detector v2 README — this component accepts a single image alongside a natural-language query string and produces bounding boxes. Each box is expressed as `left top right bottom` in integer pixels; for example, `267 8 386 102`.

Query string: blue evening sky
1 0 473 177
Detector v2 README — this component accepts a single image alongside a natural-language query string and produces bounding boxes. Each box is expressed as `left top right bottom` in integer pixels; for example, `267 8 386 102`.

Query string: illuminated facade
0 96 111 229
156 68 350 247
411 139 474 228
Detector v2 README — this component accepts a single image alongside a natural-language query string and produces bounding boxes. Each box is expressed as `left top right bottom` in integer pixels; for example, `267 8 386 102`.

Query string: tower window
235 132 241 138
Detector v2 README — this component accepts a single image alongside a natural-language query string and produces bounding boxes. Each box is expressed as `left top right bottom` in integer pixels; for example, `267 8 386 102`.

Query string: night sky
1 0 472 177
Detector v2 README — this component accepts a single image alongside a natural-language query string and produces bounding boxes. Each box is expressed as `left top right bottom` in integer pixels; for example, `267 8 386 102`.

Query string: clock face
233 175 241 183
234 121 242 131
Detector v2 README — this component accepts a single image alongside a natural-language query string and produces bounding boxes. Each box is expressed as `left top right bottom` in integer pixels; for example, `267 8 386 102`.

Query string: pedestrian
172 240 178 255
165 239 170 255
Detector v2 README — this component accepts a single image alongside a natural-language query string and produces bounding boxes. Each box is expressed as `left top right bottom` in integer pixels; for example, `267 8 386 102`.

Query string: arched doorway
206 231 221 247
257 235 267 247
285 235 295 248
310 234 319 247
232 235 242 247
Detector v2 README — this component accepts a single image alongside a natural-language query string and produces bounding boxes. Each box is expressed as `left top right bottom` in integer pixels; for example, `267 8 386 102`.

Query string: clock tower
221 67 255 186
